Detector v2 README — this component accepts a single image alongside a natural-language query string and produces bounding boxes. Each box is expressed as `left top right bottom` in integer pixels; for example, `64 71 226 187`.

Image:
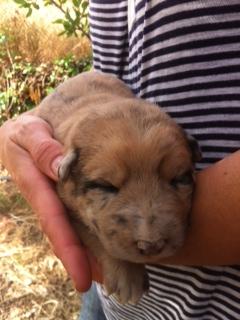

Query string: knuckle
6 115 52 143
32 139 56 165
17 117 52 137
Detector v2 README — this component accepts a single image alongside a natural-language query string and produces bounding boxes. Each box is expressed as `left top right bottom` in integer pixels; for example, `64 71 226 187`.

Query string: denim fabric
79 283 107 320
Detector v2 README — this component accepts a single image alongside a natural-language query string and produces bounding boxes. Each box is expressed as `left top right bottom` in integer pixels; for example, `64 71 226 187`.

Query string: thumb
13 115 64 181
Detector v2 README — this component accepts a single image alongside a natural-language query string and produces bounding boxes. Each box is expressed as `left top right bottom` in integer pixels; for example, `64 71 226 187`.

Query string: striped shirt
89 1 240 319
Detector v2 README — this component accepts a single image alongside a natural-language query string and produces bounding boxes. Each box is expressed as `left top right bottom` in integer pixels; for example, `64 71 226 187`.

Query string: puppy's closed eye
84 179 119 193
170 171 193 188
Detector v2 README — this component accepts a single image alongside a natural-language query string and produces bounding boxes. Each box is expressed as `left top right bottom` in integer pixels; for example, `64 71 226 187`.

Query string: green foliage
13 0 90 38
14 0 40 17
0 1 92 125
0 53 92 125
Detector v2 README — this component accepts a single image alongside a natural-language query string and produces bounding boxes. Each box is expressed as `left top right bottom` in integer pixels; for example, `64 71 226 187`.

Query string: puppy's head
57 99 201 263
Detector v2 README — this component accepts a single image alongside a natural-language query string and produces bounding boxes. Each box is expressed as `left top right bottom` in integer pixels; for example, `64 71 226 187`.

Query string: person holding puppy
1 1 240 319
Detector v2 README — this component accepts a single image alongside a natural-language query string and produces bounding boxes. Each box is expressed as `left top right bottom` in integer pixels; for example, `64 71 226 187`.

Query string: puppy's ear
186 134 202 163
58 149 79 181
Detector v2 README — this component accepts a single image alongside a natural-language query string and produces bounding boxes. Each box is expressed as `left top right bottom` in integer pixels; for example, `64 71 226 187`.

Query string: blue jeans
79 283 107 320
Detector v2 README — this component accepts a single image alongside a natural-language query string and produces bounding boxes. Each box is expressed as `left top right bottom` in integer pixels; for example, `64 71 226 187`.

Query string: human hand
0 114 102 291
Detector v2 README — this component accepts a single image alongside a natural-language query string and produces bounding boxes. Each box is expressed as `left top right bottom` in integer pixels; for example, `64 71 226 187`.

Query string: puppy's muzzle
137 239 166 256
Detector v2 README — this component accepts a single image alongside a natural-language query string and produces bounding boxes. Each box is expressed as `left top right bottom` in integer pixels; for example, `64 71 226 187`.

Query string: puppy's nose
137 239 166 255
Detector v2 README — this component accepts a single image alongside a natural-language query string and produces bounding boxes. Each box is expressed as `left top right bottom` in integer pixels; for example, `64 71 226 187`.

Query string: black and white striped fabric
89 1 240 319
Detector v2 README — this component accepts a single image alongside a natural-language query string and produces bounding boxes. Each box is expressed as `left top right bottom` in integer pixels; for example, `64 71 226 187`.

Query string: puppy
34 71 201 304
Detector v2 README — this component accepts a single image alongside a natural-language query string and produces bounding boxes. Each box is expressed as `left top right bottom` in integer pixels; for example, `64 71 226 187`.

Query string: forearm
160 150 240 266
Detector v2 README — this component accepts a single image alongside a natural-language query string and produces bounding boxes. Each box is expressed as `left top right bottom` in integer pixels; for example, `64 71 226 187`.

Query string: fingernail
51 156 63 177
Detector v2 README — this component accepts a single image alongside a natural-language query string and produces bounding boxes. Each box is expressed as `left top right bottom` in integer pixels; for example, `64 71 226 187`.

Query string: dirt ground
0 172 81 320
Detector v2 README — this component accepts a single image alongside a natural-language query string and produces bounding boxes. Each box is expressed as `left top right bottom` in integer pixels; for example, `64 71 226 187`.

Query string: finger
11 115 64 181
11 142 92 291
28 175 93 292
86 251 103 283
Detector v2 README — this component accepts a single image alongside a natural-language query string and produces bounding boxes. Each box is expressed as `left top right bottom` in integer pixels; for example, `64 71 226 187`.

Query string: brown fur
33 71 200 304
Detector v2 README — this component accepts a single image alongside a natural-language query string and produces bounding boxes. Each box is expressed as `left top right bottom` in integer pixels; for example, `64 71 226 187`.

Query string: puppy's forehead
82 117 191 183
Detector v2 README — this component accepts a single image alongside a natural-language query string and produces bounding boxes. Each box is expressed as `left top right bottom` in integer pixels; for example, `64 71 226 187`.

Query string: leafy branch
13 0 90 39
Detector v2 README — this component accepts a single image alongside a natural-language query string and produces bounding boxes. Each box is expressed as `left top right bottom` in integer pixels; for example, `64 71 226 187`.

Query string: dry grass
0 174 81 320
0 0 91 63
